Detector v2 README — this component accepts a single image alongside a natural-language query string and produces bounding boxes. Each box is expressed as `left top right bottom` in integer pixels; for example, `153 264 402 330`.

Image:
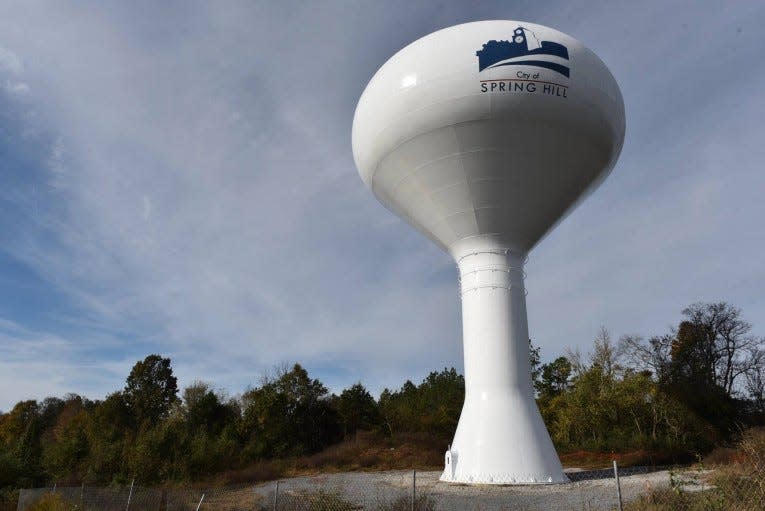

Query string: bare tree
565 346 587 378
591 326 618 377
564 327 620 379
745 350 765 410
618 334 673 377
621 303 764 398
681 302 762 395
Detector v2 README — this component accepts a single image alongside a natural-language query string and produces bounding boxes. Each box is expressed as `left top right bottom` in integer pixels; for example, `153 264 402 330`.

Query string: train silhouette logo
476 27 570 77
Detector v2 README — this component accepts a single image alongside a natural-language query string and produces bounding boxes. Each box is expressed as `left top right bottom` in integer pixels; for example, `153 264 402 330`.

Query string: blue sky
1 1 764 410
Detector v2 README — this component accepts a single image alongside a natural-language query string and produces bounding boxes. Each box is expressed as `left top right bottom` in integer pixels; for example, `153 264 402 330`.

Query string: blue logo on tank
476 27 570 77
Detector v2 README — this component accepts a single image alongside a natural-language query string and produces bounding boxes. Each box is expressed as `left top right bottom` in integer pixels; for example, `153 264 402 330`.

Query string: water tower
352 20 624 484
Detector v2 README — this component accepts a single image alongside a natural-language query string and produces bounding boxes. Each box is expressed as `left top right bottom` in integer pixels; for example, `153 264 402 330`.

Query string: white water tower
352 20 625 484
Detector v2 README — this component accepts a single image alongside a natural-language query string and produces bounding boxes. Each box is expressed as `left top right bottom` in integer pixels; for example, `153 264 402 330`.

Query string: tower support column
441 242 567 484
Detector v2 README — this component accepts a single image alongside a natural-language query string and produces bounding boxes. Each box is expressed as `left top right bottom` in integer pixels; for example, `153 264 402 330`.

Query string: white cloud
3 79 29 94
0 1 763 410
0 319 129 410
0 46 22 74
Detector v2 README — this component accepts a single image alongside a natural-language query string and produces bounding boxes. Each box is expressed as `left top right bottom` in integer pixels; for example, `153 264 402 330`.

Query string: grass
214 431 689 485
14 429 765 510
559 448 693 470
625 428 765 510
374 494 437 511
272 489 360 511
0 490 19 511
211 431 444 486
23 493 68 511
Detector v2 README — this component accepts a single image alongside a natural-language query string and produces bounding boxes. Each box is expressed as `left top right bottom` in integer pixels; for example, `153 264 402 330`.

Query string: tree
657 304 765 433
124 355 179 427
619 334 673 378
679 302 762 395
336 383 382 436
182 382 233 435
539 333 715 453
42 394 91 480
536 357 572 398
84 392 131 483
592 327 618 378
378 368 464 438
619 303 765 400
240 364 340 458
619 303 765 439
529 339 542 391
669 320 717 387
745 353 765 413
0 400 43 487
126 413 186 483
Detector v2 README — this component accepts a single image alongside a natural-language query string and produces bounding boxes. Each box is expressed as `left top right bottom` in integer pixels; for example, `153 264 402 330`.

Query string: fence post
612 460 623 511
195 493 205 511
411 470 416 511
273 481 279 511
80 482 84 510
126 478 135 511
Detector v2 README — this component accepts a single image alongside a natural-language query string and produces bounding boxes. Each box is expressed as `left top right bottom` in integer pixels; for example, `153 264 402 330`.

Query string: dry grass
625 429 765 510
374 494 437 511
211 431 444 486
703 446 743 466
559 449 688 470
23 493 68 511
197 486 265 511
216 433 696 485
0 490 19 511
273 489 360 511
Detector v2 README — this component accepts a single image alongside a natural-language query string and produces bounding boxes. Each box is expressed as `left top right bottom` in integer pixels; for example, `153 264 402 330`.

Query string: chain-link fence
15 464 765 511
16 484 267 511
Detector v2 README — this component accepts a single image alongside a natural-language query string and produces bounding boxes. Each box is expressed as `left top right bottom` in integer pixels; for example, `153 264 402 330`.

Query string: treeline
1 301 764 495
535 302 765 453
0 359 463 491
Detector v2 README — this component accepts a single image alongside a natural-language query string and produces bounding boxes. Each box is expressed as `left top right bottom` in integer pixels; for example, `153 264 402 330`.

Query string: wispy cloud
0 1 763 410
0 46 22 74
0 318 131 409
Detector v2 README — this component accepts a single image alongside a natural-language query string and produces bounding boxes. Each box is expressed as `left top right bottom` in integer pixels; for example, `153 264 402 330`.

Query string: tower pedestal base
440 390 567 484
442 244 567 485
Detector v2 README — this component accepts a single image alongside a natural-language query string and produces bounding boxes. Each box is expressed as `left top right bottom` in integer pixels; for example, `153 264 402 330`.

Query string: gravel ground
253 467 695 510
